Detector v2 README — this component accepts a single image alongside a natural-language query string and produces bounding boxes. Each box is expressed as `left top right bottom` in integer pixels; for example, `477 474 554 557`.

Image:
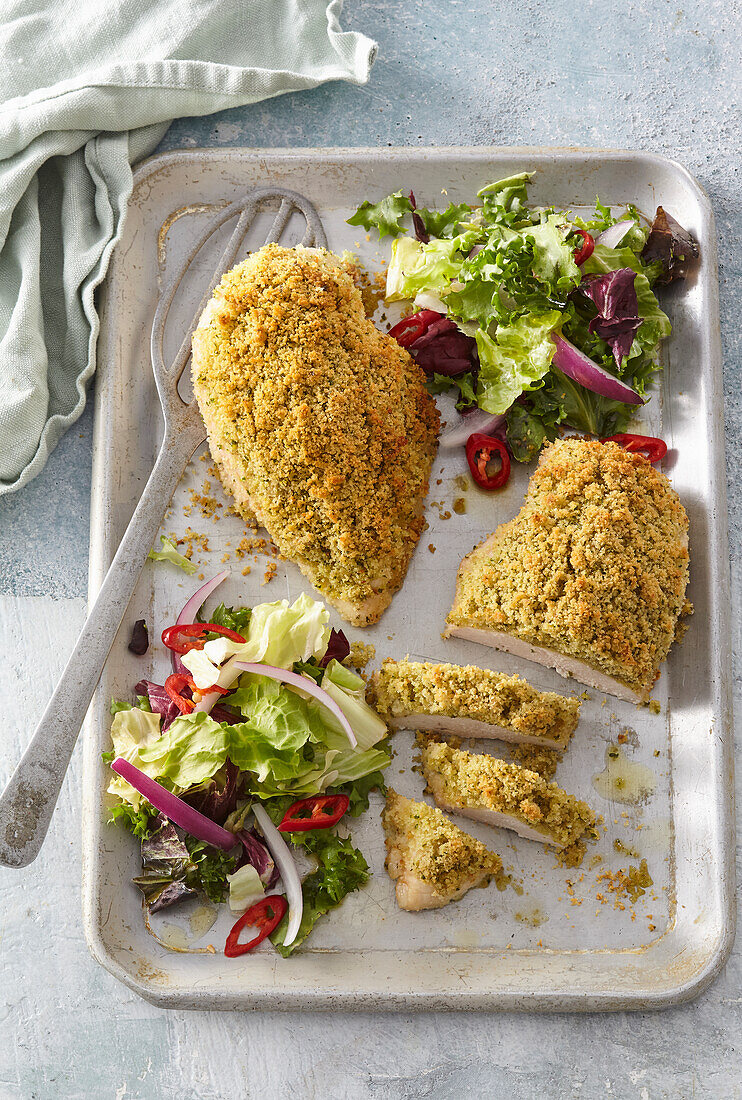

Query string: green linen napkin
0 0 376 493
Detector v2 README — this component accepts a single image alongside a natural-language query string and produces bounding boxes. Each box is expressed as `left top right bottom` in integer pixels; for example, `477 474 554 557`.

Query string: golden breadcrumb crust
447 439 689 695
192 244 439 624
382 788 502 896
367 658 579 741
420 739 595 849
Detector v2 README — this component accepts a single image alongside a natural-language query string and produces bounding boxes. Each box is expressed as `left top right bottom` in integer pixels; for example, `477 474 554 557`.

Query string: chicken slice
382 789 502 911
420 739 595 851
367 658 580 750
446 438 690 702
192 244 439 627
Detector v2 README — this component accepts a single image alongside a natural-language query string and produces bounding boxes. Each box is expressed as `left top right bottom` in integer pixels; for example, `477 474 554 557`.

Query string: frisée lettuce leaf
350 171 691 453
147 535 196 575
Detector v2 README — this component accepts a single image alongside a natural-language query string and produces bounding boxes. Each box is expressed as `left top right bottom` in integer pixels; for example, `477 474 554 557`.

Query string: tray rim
81 144 735 1012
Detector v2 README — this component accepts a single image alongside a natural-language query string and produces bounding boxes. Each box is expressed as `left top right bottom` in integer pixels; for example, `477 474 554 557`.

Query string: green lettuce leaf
477 172 532 217
147 536 196 575
347 190 412 238
107 707 163 808
228 674 326 748
527 215 581 287
108 801 155 839
226 662 389 797
385 233 475 301
475 310 562 414
270 831 370 956
227 864 265 912
445 277 499 329
425 371 479 409
138 712 229 789
417 201 472 238
337 769 387 816
183 837 237 904
506 403 555 462
529 367 644 438
183 591 331 687
201 602 252 635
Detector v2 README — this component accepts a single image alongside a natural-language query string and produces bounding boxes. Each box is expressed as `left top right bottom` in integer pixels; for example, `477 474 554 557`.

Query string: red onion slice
110 757 237 851
440 408 507 449
253 804 303 947
234 662 357 748
170 571 229 676
595 220 633 250
551 335 643 405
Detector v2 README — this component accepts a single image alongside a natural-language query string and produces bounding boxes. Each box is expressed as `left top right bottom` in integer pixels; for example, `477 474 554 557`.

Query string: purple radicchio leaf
579 268 642 367
237 828 278 888
320 628 351 668
134 679 181 731
410 320 477 377
409 190 429 244
184 759 241 825
208 703 244 726
128 619 149 656
134 815 197 912
140 814 192 874
134 876 197 913
641 206 699 286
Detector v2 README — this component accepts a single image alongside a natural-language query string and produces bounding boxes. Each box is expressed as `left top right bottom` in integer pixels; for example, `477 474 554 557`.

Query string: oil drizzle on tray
592 744 657 804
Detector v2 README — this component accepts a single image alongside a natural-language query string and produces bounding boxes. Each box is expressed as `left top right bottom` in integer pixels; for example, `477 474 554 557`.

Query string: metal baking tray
81 147 734 1011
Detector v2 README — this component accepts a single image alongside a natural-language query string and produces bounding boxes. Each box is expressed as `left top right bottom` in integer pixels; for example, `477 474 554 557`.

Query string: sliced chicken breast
382 788 502 911
368 658 580 749
420 739 595 851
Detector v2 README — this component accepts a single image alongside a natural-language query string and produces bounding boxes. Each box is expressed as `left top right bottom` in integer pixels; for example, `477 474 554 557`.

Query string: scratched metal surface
1 0 741 1094
79 147 732 1012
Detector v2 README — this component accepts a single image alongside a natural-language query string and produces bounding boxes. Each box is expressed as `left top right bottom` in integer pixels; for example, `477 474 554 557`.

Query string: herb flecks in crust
420 738 595 855
447 439 689 700
382 788 502 910
192 244 439 627
368 658 579 746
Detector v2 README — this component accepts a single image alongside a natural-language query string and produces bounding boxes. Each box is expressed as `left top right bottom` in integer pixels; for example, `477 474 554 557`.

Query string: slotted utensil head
150 186 328 435
0 186 327 868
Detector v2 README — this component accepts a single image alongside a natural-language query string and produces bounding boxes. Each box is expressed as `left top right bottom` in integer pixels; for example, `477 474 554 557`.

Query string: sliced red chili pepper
573 229 595 266
164 672 228 715
388 309 442 348
277 794 351 833
224 894 288 957
601 433 667 464
164 673 196 714
161 622 246 655
465 433 511 491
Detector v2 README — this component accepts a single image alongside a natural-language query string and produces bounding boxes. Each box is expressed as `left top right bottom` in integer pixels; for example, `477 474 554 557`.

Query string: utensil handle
0 428 201 868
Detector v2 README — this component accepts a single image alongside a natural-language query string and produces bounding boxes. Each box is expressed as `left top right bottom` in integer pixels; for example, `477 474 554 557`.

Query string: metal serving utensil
0 187 327 868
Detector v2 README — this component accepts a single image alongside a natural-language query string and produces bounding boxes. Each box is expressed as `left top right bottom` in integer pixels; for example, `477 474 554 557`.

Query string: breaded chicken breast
420 739 595 851
382 788 502 911
192 245 439 626
446 439 690 702
367 658 580 749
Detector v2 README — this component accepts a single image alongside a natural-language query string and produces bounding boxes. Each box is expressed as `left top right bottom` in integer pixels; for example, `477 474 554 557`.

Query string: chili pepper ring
466 433 511 491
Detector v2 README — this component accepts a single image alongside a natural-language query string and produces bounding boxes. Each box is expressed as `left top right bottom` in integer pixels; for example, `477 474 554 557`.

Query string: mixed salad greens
349 173 698 462
105 575 389 957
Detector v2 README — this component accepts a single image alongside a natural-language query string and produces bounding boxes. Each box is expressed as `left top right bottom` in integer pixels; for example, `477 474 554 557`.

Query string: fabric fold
0 0 376 492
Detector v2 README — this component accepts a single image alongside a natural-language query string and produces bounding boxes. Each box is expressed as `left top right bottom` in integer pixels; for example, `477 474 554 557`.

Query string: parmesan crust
446 438 690 700
192 244 439 626
420 739 595 851
382 788 502 910
367 658 580 749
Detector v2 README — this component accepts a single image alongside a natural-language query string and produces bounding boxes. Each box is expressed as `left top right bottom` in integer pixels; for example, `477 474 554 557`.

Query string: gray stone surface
1 0 740 1096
